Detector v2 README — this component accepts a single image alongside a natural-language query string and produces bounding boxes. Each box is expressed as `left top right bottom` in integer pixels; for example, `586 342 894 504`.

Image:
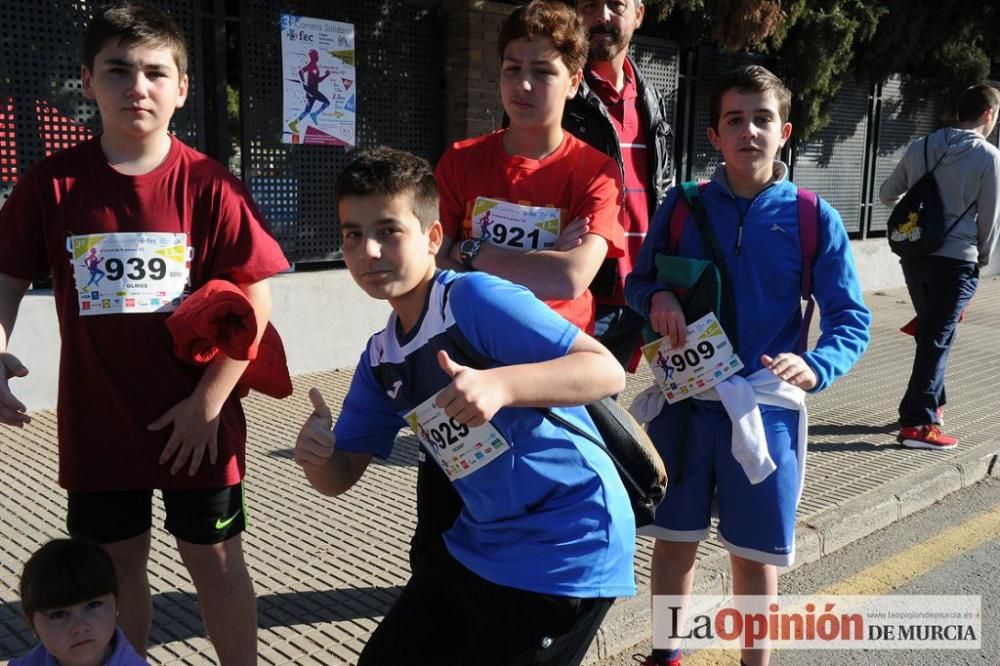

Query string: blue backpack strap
796 188 819 353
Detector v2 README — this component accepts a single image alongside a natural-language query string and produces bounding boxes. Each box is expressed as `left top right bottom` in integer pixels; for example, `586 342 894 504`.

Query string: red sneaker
900 310 965 337
898 425 958 450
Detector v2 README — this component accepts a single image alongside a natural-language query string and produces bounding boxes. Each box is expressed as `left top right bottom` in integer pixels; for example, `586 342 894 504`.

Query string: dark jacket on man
562 59 674 214
562 58 674 301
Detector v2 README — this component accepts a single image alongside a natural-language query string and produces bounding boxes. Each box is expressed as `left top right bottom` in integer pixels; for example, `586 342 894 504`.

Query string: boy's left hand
554 216 590 251
434 350 506 427
760 353 817 390
150 395 223 476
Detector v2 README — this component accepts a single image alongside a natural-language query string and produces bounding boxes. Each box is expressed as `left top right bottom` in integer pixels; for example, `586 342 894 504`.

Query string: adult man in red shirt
569 0 673 367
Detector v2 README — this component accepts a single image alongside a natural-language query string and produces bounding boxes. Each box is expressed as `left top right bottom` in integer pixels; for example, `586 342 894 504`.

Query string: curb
582 442 1000 663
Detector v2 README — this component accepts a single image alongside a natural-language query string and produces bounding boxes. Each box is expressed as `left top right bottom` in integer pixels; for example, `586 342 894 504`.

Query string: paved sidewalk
1 277 998 665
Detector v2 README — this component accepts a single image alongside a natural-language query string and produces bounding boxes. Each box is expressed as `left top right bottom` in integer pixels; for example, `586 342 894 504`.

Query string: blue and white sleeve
449 273 579 365
333 352 406 458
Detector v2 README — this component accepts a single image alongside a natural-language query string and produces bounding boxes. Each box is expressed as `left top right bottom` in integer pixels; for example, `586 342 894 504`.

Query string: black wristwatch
459 237 486 269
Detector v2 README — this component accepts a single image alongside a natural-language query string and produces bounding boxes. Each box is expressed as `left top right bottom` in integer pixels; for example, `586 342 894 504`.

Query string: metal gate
240 1 443 264
0 0 201 205
0 0 443 266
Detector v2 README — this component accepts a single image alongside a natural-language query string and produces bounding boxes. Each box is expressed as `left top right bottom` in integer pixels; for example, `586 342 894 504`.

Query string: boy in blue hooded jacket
625 65 871 666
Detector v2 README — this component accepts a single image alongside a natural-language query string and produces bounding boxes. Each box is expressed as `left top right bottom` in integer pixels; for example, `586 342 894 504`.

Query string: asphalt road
600 476 1000 665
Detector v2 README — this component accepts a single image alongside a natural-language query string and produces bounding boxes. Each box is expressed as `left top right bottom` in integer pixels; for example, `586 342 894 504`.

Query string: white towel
629 369 809 503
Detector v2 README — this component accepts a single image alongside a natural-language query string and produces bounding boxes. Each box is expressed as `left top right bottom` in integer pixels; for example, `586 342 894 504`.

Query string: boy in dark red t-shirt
0 2 288 663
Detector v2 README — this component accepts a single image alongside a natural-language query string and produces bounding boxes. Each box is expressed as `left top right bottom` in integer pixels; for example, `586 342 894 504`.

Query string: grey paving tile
0 277 997 664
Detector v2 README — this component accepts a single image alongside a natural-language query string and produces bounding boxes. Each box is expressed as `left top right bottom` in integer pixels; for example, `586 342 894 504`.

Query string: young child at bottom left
12 538 148 666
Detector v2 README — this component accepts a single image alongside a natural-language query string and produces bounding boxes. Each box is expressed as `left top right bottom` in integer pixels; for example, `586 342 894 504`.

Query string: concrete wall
11 271 391 412
851 238 1000 293
9 292 61 412
16 236 998 412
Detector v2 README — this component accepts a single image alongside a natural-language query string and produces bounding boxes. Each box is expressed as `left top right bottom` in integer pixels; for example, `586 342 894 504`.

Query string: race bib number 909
642 313 744 403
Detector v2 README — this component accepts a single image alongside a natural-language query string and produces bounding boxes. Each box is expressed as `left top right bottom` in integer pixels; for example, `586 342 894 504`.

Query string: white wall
850 237 999 293
12 239 998 412
11 271 391 412
9 291 61 411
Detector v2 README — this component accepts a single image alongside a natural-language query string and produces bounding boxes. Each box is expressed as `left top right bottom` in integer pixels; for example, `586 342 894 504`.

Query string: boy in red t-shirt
0 2 288 663
435 0 625 334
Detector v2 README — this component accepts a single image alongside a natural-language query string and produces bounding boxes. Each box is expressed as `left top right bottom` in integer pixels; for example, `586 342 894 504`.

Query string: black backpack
887 137 974 259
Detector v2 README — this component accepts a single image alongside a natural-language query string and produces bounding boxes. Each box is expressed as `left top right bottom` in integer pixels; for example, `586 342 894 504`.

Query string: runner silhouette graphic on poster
288 49 331 135
281 15 355 146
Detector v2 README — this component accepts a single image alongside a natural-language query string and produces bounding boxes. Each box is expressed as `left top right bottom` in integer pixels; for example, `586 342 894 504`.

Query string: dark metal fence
239 1 443 263
0 0 201 203
0 2 971 264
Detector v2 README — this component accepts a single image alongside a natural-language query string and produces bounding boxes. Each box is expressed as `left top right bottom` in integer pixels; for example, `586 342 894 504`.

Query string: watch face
460 238 481 266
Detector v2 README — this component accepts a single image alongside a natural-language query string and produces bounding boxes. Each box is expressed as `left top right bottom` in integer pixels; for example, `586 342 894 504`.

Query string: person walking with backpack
880 83 1000 450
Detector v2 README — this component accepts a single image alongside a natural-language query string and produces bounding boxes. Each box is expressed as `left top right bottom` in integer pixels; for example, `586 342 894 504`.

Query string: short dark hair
956 84 1000 124
335 147 439 230
19 539 118 629
498 1 589 74
83 1 189 76
710 65 792 131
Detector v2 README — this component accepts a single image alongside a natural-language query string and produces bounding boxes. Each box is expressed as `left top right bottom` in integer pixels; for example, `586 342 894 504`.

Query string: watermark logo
653 595 981 650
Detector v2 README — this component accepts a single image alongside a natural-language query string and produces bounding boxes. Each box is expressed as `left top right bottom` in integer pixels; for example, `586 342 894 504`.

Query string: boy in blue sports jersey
625 66 871 666
293 146 636 666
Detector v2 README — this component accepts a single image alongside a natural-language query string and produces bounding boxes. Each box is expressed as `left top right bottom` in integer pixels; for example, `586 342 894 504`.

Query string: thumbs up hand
434 350 506 427
294 388 336 468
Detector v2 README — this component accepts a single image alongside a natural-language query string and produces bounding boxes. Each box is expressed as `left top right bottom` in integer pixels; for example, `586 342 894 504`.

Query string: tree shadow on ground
808 440 895 453
810 422 899 437
266 437 421 467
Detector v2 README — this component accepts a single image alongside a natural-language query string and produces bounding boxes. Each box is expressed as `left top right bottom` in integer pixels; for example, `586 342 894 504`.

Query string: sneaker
898 425 958 450
632 656 680 666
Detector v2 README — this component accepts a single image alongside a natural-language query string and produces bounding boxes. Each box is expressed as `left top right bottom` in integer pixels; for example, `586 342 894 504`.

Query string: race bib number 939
68 232 191 316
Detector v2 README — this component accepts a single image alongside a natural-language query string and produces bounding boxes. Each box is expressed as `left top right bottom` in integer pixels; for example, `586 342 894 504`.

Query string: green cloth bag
641 253 722 344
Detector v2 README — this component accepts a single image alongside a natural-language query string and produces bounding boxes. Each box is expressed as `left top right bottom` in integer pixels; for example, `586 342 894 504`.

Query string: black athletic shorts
358 548 614 666
66 482 247 545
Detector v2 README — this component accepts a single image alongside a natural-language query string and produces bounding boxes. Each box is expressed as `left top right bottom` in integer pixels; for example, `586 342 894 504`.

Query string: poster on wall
280 14 356 146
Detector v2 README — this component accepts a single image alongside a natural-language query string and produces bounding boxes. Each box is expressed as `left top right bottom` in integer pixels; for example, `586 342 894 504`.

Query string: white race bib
68 233 191 316
405 392 509 480
642 313 744 404
471 197 560 252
